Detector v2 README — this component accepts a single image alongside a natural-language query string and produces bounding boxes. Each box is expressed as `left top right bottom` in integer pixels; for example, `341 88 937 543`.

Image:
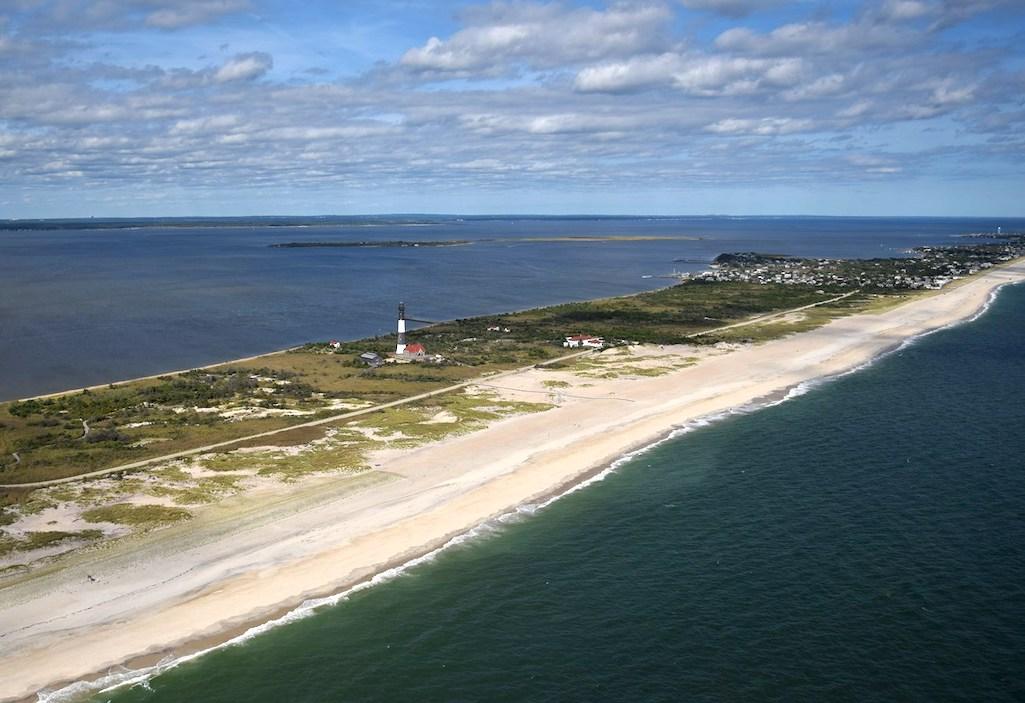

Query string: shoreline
7 346 307 404
3 261 1024 703
7 280 669 405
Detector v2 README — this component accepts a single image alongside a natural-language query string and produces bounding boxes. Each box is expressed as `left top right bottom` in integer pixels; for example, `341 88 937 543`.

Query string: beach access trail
0 266 1022 702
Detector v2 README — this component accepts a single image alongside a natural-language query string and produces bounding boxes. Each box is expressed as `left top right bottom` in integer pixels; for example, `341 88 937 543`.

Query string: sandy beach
2 260 1023 702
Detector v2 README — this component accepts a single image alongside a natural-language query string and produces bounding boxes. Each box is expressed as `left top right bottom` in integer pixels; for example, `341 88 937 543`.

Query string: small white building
563 334 605 349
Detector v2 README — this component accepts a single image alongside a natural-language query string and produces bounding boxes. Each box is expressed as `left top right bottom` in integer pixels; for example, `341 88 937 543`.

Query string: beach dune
1 261 1023 702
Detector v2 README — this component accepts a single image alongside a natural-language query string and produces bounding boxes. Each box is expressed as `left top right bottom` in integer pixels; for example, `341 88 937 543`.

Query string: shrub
82 503 192 526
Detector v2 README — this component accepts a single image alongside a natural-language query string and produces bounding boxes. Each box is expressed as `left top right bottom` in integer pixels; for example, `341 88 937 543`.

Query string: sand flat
1 261 1023 702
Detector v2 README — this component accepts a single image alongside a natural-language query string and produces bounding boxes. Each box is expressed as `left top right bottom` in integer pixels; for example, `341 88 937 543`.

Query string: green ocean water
80 283 1025 703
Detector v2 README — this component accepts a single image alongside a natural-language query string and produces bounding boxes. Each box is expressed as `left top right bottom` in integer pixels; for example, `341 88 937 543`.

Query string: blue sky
1 0 1023 217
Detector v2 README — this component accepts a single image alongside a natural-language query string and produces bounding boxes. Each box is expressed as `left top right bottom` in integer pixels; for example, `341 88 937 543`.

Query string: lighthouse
395 302 407 354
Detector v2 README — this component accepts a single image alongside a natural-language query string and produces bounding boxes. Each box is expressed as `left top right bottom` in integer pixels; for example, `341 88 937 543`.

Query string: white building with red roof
403 343 426 358
563 334 605 349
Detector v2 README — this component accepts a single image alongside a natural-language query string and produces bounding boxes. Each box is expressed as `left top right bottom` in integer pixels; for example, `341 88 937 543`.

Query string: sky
1 0 1024 218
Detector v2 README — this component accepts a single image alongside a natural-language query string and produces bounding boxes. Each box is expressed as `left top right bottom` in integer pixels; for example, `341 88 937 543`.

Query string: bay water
3 215 1022 400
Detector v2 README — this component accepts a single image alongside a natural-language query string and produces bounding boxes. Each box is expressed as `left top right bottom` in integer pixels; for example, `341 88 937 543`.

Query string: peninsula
1 240 1023 702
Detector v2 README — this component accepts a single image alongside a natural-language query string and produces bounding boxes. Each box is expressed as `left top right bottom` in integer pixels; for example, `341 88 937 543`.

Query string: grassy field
706 291 913 344
0 280 910 487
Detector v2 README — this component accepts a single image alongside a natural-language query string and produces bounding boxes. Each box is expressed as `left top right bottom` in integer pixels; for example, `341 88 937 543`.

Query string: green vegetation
0 270 940 486
545 349 699 379
706 292 899 344
469 281 843 346
254 443 371 480
82 503 192 527
351 392 552 448
0 529 103 558
148 483 227 505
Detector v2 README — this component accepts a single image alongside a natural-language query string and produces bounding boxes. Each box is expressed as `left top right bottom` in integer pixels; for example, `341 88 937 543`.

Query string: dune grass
82 503 192 527
0 529 105 558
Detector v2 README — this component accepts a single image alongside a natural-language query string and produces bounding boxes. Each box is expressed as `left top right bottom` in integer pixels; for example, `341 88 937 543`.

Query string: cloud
400 2 671 77
459 110 653 135
573 52 684 92
144 0 251 29
705 117 814 135
12 0 251 31
213 52 272 82
874 0 933 22
0 0 1023 214
575 52 807 95
169 114 242 135
931 0 1024 28
864 0 1025 30
677 0 784 18
715 20 912 55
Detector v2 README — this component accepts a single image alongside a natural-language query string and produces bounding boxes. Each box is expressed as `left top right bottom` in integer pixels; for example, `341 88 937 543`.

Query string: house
397 342 427 361
563 334 605 349
329 340 342 349
359 351 383 367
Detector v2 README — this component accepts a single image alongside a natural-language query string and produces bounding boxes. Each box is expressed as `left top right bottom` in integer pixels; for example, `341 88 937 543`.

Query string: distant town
690 233 1025 290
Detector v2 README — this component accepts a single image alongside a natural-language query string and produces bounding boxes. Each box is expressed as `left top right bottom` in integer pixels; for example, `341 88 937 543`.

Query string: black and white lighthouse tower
395 302 407 354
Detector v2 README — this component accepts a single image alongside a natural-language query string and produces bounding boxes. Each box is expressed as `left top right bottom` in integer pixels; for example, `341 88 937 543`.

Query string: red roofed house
402 342 427 360
563 334 605 349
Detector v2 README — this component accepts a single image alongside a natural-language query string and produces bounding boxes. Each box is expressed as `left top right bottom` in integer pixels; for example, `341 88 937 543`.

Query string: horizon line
4 213 1025 223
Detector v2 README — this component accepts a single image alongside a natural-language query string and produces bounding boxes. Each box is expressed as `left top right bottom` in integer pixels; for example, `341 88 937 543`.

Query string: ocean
56 243 1025 702
3 215 1022 401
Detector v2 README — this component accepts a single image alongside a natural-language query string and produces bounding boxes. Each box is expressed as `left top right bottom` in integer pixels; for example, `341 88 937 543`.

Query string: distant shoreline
269 235 702 248
0 215 709 231
3 215 1023 232
269 240 471 248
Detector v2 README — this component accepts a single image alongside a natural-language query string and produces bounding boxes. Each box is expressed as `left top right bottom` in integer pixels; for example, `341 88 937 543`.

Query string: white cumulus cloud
576 52 807 96
400 2 671 77
213 52 272 83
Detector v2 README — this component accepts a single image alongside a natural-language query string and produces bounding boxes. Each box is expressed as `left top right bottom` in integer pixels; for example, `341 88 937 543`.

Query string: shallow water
79 276 1025 702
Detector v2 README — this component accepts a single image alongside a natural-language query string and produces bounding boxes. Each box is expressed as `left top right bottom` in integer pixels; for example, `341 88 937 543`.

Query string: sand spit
1 261 1023 702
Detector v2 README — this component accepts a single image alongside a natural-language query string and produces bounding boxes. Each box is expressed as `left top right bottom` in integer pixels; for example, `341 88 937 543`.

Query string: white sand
0 262 1022 702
